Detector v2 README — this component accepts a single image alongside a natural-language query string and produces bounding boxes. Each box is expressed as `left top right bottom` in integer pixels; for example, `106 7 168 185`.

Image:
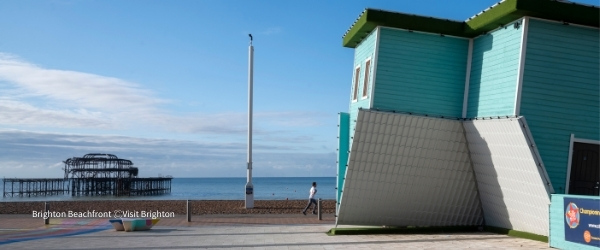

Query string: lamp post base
245 182 254 209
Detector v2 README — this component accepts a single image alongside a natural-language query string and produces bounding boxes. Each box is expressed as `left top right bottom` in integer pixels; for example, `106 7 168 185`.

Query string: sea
0 177 336 201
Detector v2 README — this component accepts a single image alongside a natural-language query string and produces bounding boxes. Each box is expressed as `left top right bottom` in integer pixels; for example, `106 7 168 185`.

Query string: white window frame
361 58 372 99
352 65 361 102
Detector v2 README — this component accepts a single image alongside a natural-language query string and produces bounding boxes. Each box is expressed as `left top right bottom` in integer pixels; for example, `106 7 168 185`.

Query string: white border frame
361 57 372 100
369 27 381 108
351 64 361 103
462 38 473 118
519 116 554 194
514 17 529 116
565 134 600 194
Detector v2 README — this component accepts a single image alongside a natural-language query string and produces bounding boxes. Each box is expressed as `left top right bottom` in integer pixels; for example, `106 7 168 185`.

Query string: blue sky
1 0 597 178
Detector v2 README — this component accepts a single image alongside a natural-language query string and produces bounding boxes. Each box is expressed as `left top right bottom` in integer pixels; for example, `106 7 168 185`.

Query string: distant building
336 0 599 238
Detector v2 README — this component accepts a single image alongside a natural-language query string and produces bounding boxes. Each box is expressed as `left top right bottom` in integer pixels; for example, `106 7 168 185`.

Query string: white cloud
0 99 110 128
0 53 331 139
0 53 164 112
0 53 169 131
0 130 335 178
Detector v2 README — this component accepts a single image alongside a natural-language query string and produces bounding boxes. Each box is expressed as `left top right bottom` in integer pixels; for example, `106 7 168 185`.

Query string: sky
1 0 598 178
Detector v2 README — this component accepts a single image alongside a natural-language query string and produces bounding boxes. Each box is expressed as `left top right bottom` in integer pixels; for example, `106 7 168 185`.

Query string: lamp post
245 34 254 209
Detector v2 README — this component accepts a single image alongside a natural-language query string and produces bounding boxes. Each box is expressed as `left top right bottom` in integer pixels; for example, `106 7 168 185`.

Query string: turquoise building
336 0 599 247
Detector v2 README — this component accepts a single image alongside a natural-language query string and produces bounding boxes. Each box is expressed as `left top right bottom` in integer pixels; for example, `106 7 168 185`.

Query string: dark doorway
568 142 600 196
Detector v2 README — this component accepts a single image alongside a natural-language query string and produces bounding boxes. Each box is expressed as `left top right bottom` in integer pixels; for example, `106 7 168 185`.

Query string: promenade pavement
0 214 551 249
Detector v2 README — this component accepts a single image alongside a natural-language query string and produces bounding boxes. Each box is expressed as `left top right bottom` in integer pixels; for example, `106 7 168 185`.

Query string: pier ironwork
2 178 67 197
3 153 172 198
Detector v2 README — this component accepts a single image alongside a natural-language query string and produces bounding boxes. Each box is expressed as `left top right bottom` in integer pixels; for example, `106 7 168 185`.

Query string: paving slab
0 214 551 249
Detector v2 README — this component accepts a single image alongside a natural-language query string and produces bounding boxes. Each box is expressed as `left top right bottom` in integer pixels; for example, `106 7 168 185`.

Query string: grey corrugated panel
337 110 484 227
463 117 551 236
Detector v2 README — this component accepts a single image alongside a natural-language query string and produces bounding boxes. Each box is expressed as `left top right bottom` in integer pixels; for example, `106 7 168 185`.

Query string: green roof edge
464 0 520 35
343 0 599 48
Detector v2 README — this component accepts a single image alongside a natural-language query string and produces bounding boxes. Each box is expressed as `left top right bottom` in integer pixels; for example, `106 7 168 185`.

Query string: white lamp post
245 34 254 209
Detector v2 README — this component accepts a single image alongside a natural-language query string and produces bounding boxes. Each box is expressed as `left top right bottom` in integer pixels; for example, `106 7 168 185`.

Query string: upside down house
335 0 599 240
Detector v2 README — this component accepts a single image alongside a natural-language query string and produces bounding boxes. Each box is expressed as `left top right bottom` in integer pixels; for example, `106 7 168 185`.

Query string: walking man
302 182 317 215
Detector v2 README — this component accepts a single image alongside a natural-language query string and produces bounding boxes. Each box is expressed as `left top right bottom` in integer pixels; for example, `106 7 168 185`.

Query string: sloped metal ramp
464 117 553 236
336 110 484 227
337 110 553 236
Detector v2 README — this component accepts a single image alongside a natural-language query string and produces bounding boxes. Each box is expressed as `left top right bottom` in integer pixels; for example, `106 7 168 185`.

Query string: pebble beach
0 200 336 215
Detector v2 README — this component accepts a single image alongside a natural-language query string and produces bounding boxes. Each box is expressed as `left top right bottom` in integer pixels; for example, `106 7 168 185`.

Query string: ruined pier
2 153 172 198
